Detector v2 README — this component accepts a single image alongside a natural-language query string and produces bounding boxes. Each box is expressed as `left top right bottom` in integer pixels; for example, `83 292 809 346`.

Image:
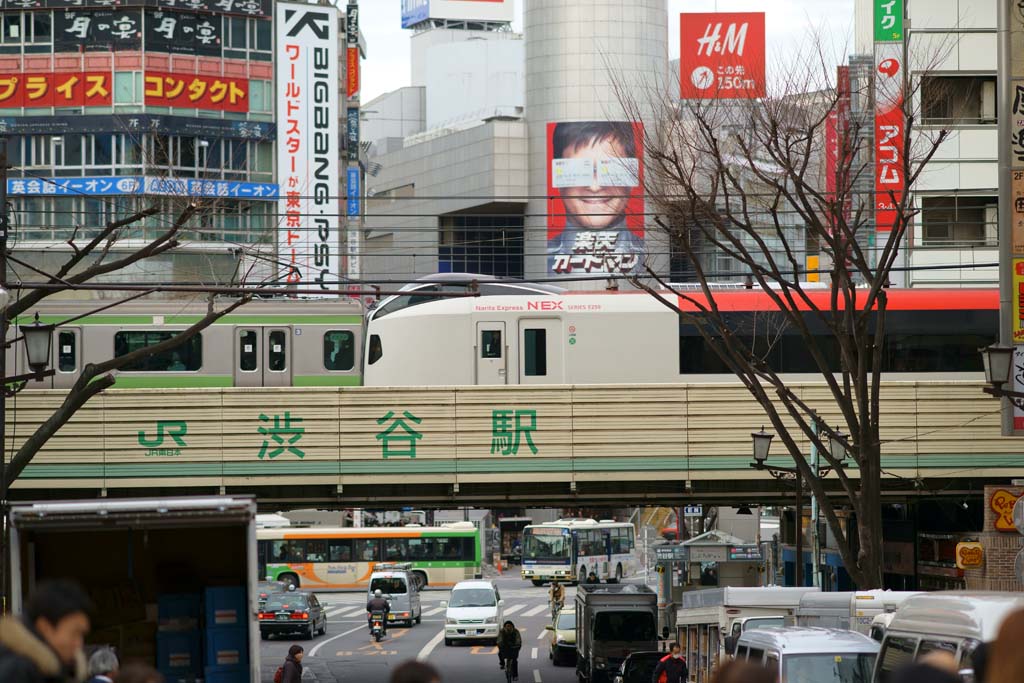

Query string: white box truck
676 586 819 681
9 496 260 683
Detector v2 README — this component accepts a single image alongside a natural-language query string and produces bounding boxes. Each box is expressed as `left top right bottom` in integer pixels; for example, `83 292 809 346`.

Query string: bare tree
614 44 950 588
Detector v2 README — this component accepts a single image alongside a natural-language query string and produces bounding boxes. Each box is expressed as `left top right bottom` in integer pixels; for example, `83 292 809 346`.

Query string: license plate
388 615 395 620
276 614 289 621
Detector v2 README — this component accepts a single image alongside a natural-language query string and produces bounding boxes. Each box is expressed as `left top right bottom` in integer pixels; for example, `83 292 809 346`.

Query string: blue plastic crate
158 593 201 620
204 665 249 683
204 626 248 669
156 630 200 673
204 586 247 627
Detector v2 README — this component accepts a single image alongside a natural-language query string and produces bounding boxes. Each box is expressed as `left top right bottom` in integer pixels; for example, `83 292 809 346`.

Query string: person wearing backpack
275 645 303 683
652 643 687 683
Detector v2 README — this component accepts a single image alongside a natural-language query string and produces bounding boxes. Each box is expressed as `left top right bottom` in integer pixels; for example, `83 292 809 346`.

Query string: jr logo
138 420 188 448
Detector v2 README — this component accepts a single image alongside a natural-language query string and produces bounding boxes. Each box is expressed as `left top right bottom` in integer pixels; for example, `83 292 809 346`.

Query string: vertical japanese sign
546 121 645 275
346 2 362 282
1008 3 1024 435
873 0 904 234
679 12 765 99
276 2 340 295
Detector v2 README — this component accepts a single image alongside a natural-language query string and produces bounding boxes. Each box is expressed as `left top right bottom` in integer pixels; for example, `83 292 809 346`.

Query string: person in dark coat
0 579 92 683
282 644 304 683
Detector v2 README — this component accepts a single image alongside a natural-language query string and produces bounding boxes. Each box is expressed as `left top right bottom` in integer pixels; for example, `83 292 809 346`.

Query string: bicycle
502 653 519 683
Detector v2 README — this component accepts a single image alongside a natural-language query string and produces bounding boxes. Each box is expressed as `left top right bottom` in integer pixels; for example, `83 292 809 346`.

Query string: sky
359 0 855 103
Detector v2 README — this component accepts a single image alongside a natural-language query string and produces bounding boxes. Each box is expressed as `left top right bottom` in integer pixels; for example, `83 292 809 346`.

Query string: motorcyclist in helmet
366 588 391 636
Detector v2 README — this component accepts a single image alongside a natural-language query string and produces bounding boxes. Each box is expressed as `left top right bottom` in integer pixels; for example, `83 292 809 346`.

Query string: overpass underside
8 383 1022 507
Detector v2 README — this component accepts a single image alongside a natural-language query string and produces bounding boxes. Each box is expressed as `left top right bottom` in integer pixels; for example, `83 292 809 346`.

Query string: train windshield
522 527 572 563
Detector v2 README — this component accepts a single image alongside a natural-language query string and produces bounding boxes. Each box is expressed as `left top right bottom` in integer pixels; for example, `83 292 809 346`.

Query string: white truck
676 586 819 681
9 496 260 683
792 590 922 636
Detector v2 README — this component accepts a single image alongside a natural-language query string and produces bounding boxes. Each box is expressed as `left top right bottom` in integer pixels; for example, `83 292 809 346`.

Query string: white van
736 627 880 683
368 563 422 627
872 592 1024 683
442 579 505 646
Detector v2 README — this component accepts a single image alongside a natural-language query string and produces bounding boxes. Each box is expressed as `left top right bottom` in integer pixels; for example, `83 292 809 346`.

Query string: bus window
57 331 76 372
305 540 328 563
383 538 409 562
329 539 353 562
270 540 304 563
354 538 380 562
323 330 355 371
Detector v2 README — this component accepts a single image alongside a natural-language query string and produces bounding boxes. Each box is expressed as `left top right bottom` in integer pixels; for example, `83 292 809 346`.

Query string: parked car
258 591 327 640
613 651 664 683
546 606 577 665
257 580 290 610
442 579 504 646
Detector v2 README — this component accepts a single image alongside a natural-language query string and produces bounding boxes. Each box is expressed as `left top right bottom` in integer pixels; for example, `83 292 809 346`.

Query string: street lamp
751 427 773 465
980 344 1013 387
828 432 849 464
20 313 52 374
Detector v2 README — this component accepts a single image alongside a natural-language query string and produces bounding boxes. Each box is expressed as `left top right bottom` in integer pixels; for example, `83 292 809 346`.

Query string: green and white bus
257 523 481 590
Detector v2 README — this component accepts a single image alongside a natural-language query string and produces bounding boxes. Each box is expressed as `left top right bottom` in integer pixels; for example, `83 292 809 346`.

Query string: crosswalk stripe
503 604 525 616
536 629 548 640
324 607 349 617
522 604 548 617
423 606 446 616
335 606 367 618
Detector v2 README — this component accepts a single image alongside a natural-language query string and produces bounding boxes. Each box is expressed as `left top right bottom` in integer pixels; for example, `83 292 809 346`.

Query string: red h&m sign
679 12 765 99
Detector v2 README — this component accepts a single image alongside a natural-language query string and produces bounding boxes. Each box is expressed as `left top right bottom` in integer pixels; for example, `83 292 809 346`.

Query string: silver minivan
736 627 879 683
368 563 423 627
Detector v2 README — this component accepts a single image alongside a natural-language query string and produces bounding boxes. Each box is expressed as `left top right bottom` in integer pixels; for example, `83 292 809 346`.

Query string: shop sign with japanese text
873 0 903 42
0 72 112 108
679 12 765 99
873 41 904 232
276 2 340 295
6 176 278 200
54 10 142 51
1 0 270 17
144 71 247 112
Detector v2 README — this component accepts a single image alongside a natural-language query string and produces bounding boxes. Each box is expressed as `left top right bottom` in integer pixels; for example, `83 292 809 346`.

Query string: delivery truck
9 495 260 683
575 584 658 683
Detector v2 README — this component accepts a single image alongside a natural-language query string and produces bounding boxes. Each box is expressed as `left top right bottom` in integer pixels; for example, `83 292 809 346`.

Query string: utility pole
0 136 9 612
997 0 1016 435
810 422 821 588
794 469 803 587
345 1 362 298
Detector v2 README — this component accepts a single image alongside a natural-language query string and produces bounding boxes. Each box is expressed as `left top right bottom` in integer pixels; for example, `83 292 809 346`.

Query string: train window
114 331 202 372
481 330 502 358
524 328 547 376
368 334 383 365
268 330 287 372
323 331 355 371
57 331 76 372
239 330 258 372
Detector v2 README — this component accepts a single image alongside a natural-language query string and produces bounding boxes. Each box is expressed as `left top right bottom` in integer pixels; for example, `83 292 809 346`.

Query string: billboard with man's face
547 121 645 276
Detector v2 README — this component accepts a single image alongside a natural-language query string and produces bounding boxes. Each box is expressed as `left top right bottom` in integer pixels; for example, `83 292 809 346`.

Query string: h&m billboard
546 121 645 276
679 12 765 99
276 1 340 295
401 0 512 28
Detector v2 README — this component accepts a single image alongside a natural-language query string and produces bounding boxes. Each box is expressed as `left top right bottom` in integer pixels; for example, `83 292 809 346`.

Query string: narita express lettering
527 301 564 311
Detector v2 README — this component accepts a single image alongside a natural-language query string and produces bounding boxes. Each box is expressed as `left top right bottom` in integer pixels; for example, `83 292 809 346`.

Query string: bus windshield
782 654 876 683
523 528 572 563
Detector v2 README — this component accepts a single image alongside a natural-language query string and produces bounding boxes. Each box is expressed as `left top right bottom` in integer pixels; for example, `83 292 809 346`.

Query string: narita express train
10 277 998 389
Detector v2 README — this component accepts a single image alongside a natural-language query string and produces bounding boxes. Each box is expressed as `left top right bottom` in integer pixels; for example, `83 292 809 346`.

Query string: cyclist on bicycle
549 580 565 619
497 620 522 681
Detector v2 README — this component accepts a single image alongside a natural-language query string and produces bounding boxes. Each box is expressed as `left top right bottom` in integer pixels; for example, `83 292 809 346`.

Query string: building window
920 196 997 246
921 76 996 125
438 211 525 278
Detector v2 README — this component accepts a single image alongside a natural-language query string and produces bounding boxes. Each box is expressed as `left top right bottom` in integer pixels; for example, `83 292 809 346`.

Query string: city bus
257 523 481 590
520 519 636 585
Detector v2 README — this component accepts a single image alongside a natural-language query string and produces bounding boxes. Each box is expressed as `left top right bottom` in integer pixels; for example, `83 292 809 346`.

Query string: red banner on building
679 12 765 99
346 45 360 98
144 71 248 113
0 72 113 108
874 45 904 232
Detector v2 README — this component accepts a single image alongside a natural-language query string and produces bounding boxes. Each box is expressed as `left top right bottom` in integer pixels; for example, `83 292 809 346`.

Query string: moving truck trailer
676 586 819 682
9 496 259 683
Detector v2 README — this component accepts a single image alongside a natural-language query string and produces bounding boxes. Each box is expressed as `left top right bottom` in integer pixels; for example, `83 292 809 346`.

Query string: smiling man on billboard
547 121 645 275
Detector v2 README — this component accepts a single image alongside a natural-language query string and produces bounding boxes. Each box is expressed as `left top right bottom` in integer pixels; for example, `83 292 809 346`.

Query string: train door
52 327 82 389
475 322 507 385
517 319 564 384
234 327 293 386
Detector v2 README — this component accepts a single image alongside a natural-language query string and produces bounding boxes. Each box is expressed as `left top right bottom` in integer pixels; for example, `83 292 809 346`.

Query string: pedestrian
390 660 441 683
708 660 774 683
0 578 92 683
279 644 303 683
652 643 687 683
987 607 1024 683
584 572 599 586
115 663 163 683
84 647 118 683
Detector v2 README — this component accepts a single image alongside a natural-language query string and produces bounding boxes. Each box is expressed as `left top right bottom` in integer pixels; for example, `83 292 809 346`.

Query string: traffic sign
684 505 703 517
655 545 687 561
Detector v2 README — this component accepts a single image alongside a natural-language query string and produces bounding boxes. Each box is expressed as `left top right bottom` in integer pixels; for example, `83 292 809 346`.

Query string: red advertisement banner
874 44 904 232
0 72 112 108
679 12 766 99
347 45 360 99
144 71 248 113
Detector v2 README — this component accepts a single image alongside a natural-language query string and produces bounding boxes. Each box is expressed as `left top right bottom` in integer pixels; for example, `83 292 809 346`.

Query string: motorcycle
370 611 385 642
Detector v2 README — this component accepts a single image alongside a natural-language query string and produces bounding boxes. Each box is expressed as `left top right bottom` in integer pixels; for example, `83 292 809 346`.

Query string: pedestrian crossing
318 593 566 624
